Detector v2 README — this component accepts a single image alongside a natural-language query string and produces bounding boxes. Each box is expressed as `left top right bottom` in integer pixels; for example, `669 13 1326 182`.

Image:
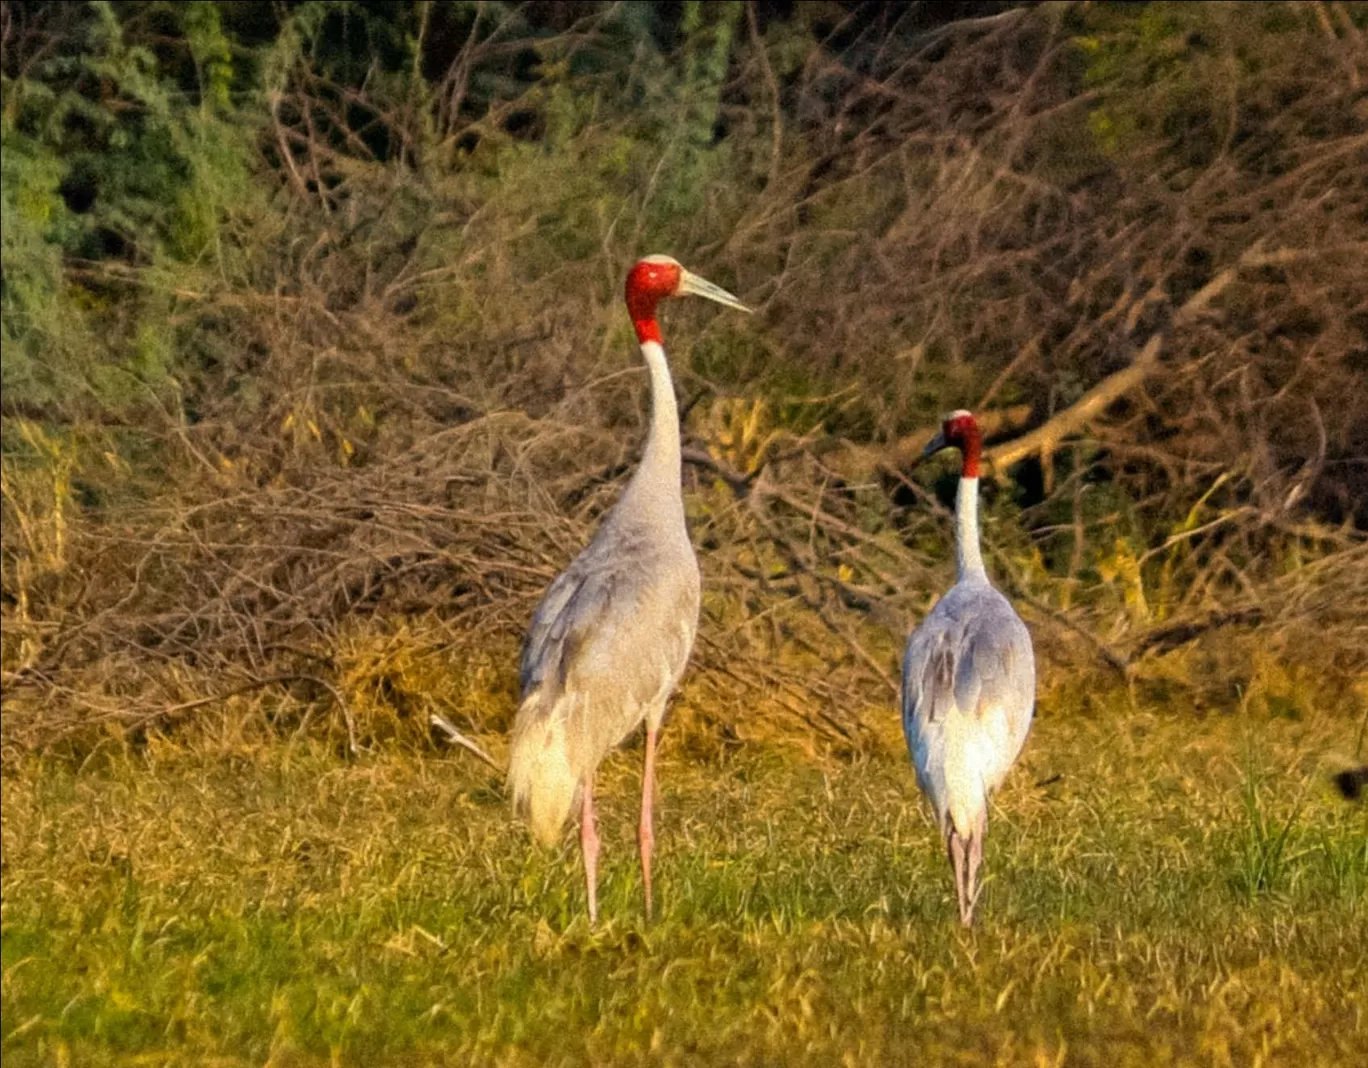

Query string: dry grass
3 691 1365 1066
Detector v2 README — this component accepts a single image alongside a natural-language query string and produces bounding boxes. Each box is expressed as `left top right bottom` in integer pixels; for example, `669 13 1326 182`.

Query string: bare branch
429 714 502 773
988 334 1165 470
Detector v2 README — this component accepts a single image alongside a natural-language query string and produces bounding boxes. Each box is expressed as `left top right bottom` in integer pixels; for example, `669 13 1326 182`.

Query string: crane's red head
624 254 750 346
924 409 983 478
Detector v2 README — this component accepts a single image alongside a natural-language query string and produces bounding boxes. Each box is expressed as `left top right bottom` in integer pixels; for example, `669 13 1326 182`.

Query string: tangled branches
3 3 1366 754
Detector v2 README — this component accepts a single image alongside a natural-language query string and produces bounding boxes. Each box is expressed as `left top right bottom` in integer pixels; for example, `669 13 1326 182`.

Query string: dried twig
429 714 502 773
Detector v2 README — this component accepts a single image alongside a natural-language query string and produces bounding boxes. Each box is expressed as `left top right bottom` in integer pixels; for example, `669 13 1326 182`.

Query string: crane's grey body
518 505 699 782
901 450 1035 924
509 340 699 844
506 332 703 923
902 574 1034 836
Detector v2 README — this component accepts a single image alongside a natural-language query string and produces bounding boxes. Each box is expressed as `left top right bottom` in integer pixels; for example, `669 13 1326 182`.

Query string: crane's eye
639 261 681 298
625 260 683 311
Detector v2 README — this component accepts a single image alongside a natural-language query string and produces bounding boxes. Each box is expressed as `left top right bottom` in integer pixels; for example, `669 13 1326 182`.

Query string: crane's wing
520 563 592 696
520 560 626 699
901 588 1035 786
901 618 958 733
520 539 699 718
954 612 1035 761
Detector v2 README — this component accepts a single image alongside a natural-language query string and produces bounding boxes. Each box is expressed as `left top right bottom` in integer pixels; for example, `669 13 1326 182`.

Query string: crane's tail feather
507 702 579 846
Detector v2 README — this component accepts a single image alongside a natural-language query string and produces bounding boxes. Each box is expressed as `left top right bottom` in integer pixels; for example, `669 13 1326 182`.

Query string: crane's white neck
622 340 684 520
955 475 987 582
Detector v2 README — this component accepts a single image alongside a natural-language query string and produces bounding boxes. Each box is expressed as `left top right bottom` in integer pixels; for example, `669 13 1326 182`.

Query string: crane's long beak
923 429 948 458
677 269 751 313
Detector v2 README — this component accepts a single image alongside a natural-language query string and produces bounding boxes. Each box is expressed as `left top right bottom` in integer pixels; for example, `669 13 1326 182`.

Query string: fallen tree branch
986 332 1165 470
987 548 1132 678
681 445 759 496
1128 607 1267 659
951 244 1278 476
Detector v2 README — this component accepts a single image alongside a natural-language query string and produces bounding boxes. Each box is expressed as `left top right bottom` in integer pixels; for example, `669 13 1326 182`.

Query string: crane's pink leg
580 777 601 925
965 810 987 925
638 724 658 920
948 830 970 926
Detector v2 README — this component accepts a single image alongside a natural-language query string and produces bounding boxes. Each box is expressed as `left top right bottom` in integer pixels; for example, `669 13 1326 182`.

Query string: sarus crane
901 410 1035 926
507 255 749 924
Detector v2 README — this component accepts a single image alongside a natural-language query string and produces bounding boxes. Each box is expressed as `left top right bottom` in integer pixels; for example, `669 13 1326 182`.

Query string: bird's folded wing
521 563 623 698
902 603 1034 733
902 624 957 732
954 618 1035 746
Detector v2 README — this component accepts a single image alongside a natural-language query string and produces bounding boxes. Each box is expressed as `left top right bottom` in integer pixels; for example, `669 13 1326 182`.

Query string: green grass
2 709 1365 1066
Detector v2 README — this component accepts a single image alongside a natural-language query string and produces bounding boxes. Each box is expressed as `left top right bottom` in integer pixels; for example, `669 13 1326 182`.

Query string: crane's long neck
622 339 685 522
951 420 987 583
955 473 987 582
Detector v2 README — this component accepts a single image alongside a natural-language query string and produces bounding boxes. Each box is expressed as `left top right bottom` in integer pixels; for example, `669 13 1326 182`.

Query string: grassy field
2 705 1365 1067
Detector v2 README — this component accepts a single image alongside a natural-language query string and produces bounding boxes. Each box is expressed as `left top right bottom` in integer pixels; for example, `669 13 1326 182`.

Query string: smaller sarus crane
901 410 1035 926
508 256 749 924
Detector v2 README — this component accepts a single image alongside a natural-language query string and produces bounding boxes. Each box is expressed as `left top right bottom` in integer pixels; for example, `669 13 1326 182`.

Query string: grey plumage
510 483 700 843
901 410 1035 926
902 582 1035 834
506 255 747 923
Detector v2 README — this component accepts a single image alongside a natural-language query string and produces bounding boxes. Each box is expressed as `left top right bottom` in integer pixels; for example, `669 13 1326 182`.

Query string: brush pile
4 3 1365 755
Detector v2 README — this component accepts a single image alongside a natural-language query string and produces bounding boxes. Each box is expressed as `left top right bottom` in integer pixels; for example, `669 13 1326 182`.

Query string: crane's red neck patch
625 259 681 346
630 312 663 346
946 412 982 479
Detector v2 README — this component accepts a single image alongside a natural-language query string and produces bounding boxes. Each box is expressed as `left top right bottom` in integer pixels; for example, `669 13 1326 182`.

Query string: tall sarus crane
508 255 749 924
901 410 1036 926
